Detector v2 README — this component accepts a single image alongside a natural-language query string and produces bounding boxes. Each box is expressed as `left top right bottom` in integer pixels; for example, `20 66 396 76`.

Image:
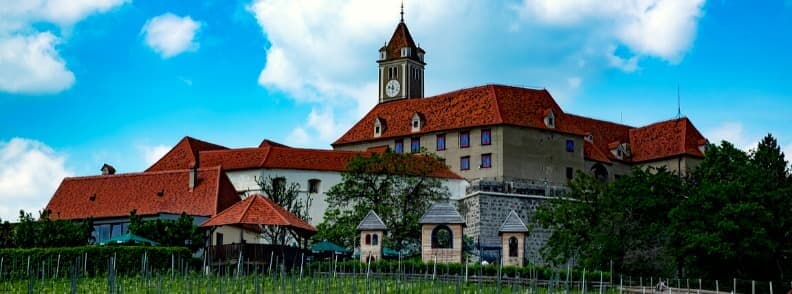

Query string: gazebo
200 194 317 267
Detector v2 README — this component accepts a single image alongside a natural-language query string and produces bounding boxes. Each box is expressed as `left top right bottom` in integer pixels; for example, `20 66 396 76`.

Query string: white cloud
285 107 347 148
138 144 170 165
249 0 707 147
142 13 202 58
0 32 75 94
517 0 705 66
706 121 764 152
0 0 128 94
0 138 73 222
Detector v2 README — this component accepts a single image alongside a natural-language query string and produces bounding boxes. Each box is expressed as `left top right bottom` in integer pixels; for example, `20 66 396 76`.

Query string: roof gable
199 194 316 234
629 117 705 162
419 202 465 224
357 210 387 231
499 210 529 233
46 166 240 220
382 22 423 63
147 136 228 172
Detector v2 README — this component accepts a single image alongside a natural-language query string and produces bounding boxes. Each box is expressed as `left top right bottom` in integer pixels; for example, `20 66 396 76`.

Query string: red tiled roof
46 166 241 220
147 136 228 172
197 145 463 179
381 21 424 64
334 84 707 164
583 140 611 164
629 117 706 162
200 194 317 236
333 85 582 146
259 139 289 148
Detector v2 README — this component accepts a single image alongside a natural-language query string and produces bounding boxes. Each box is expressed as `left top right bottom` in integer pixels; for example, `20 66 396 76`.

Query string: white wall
225 168 468 226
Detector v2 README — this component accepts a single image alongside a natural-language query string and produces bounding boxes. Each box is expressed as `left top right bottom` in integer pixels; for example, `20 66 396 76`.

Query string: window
379 51 386 60
481 153 492 168
216 233 224 246
459 131 470 148
508 237 519 257
460 156 470 170
401 47 411 57
394 139 404 154
365 234 371 245
411 137 421 153
431 225 453 248
375 125 381 134
566 167 574 180
566 140 574 152
481 129 492 145
436 134 446 151
372 234 379 246
308 179 321 194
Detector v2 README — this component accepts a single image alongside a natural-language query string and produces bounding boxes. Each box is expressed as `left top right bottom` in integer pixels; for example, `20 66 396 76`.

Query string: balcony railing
466 177 567 197
206 243 309 270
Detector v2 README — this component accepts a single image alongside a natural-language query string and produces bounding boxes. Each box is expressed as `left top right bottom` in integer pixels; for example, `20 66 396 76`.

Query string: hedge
0 246 192 279
306 259 611 281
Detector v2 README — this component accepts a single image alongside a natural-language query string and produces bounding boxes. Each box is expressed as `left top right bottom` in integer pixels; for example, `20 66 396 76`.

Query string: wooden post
752 280 755 294
600 271 604 294
582 268 586 293
769 281 773 294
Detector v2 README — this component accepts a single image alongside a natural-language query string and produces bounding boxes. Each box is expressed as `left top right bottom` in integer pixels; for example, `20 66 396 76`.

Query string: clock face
386 80 400 97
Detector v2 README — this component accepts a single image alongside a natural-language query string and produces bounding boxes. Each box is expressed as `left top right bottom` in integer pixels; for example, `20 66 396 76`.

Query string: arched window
508 237 519 257
592 163 608 183
365 234 371 245
372 234 379 246
431 225 453 248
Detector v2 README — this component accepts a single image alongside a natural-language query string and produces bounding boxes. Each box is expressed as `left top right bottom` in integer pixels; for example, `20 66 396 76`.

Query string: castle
332 15 708 263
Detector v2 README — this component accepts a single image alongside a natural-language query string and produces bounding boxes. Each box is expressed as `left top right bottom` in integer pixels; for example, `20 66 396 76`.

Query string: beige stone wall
640 155 702 176
335 126 504 181
211 225 261 245
359 230 384 262
501 126 584 185
421 224 463 264
501 232 525 267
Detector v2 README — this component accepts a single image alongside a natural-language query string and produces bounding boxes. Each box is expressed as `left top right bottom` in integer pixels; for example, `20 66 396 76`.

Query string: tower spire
400 0 404 23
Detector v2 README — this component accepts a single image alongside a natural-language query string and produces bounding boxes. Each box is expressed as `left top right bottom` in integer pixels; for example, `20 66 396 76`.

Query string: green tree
128 210 203 251
668 141 776 279
315 150 450 252
255 176 313 248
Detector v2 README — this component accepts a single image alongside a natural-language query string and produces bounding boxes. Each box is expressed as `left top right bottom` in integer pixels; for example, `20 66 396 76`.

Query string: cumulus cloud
0 32 75 94
0 138 73 222
142 13 202 58
0 0 128 94
138 144 170 165
248 0 707 147
516 0 705 66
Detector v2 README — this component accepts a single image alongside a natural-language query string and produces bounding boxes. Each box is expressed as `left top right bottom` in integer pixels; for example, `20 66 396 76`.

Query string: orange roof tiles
381 22 424 64
629 117 705 162
147 136 227 172
46 166 240 220
334 84 707 164
200 194 317 236
333 85 582 146
157 142 463 179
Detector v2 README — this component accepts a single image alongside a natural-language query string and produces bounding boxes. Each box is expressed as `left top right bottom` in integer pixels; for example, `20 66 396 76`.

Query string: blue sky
0 0 790 220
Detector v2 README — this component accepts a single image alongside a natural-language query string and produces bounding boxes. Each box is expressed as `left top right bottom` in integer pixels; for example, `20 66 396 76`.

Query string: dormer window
411 112 423 132
418 52 424 61
585 133 594 143
374 117 386 138
379 50 386 60
401 47 411 57
544 109 556 129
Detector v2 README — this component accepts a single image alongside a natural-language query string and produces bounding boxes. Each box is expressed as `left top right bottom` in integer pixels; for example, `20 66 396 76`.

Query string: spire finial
400 0 404 22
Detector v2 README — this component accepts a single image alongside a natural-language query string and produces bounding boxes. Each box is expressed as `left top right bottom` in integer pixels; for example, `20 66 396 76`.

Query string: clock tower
378 8 425 103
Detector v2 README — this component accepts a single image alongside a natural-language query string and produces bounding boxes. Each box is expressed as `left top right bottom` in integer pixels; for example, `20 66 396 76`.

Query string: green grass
0 273 624 293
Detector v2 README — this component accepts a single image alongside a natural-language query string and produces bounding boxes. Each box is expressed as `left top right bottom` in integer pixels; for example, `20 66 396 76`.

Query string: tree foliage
315 150 450 252
255 175 313 247
128 210 202 251
536 134 792 280
0 210 92 248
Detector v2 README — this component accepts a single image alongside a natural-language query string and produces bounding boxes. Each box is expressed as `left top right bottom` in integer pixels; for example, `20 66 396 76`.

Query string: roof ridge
63 165 222 181
256 194 290 224
489 85 506 123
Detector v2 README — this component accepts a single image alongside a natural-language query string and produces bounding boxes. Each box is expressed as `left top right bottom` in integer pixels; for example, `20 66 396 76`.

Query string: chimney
189 154 200 189
189 164 197 189
101 164 116 175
